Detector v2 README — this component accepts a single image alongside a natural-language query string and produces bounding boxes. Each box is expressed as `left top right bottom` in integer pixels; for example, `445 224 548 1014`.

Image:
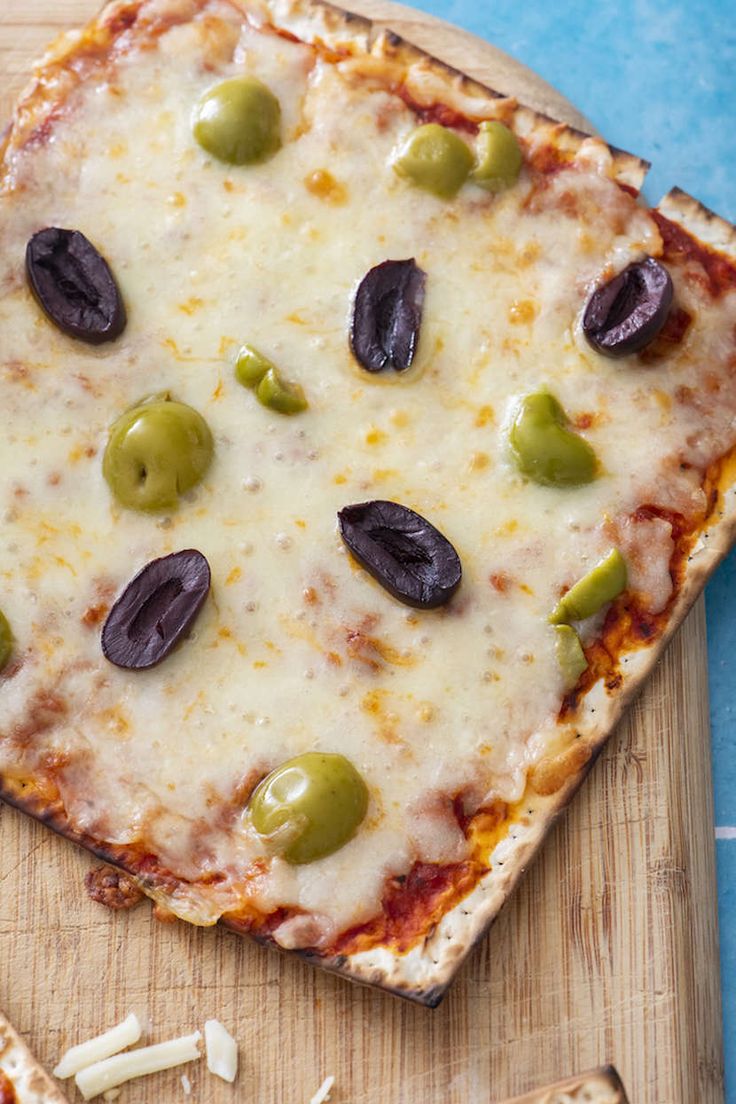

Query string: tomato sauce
332 860 483 956
652 209 736 296
0 1071 17 1104
395 87 480 134
560 455 726 721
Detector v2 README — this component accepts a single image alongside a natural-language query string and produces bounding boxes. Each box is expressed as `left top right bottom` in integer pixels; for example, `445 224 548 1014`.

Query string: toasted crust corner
657 186 736 259
500 1064 629 1104
258 0 649 194
336 6 649 193
0 1010 70 1104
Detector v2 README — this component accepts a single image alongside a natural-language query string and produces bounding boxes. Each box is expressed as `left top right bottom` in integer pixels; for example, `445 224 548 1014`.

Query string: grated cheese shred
74 1032 201 1101
310 1075 336 1104
53 1013 142 1079
204 1019 238 1083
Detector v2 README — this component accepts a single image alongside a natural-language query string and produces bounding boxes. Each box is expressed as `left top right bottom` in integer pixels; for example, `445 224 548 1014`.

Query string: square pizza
1 0 735 1005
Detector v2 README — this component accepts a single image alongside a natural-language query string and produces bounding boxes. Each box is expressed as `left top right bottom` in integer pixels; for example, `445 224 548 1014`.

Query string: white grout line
715 827 736 839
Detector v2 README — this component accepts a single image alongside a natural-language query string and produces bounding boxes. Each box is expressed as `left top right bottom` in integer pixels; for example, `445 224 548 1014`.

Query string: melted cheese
1 2 736 941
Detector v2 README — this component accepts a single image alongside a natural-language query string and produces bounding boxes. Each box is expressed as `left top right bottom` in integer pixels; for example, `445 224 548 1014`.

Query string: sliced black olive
350 259 426 373
582 256 673 358
337 500 461 609
26 227 126 345
101 550 210 670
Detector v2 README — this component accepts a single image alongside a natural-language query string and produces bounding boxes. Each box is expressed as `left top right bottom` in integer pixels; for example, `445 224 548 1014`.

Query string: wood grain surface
0 3 724 1103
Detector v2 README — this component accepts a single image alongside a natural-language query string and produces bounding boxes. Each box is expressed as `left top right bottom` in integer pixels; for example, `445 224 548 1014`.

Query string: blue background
406 0 736 1095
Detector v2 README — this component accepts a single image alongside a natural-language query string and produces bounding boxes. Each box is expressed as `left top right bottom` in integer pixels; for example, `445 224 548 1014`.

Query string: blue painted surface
720 840 736 1101
404 0 736 1094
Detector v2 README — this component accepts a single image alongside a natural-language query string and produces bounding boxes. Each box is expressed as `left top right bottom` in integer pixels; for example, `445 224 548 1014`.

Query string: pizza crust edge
0 1010 70 1104
0 0 733 1005
659 185 736 253
499 1064 630 1104
268 0 649 189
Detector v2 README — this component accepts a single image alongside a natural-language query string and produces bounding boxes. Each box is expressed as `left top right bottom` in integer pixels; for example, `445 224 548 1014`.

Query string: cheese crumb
54 1013 143 1078
181 1073 192 1095
74 1031 201 1101
310 1075 335 1104
204 1019 238 1083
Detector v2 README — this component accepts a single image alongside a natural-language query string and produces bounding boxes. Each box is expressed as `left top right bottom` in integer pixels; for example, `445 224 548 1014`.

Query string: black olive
101 550 210 670
582 256 673 358
26 227 127 345
350 259 426 373
337 500 461 609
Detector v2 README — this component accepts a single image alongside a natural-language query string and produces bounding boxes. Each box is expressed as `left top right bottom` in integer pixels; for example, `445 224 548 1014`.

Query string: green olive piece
471 120 523 192
192 77 282 166
393 123 474 199
554 624 588 690
256 368 308 415
0 610 14 672
103 398 214 513
234 344 275 389
550 548 628 625
509 392 598 488
249 752 369 864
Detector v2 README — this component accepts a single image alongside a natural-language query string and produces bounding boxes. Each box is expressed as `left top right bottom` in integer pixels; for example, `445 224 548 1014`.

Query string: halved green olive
509 392 598 488
103 397 214 513
471 120 523 192
248 752 369 864
554 624 588 690
234 344 274 389
256 368 308 415
392 123 474 199
192 77 282 166
550 548 628 625
0 610 14 672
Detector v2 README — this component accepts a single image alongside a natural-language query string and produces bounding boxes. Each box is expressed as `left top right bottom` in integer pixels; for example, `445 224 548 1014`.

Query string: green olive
550 548 628 625
103 397 214 513
554 624 588 690
0 610 14 672
471 120 523 192
256 368 308 415
392 123 474 199
192 77 282 166
248 752 369 864
509 392 598 488
234 344 274 389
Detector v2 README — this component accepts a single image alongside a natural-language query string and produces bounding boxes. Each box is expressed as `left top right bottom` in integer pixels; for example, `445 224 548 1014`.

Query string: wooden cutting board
0 3 724 1102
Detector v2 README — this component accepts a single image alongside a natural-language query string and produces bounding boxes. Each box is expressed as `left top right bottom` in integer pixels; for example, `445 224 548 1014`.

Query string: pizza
0 1011 69 1104
1 0 736 1006
501 1066 629 1104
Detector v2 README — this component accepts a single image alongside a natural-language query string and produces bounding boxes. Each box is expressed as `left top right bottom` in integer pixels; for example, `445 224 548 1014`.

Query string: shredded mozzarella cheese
310 1075 335 1104
74 1032 201 1101
53 1013 142 1078
204 1020 238 1084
